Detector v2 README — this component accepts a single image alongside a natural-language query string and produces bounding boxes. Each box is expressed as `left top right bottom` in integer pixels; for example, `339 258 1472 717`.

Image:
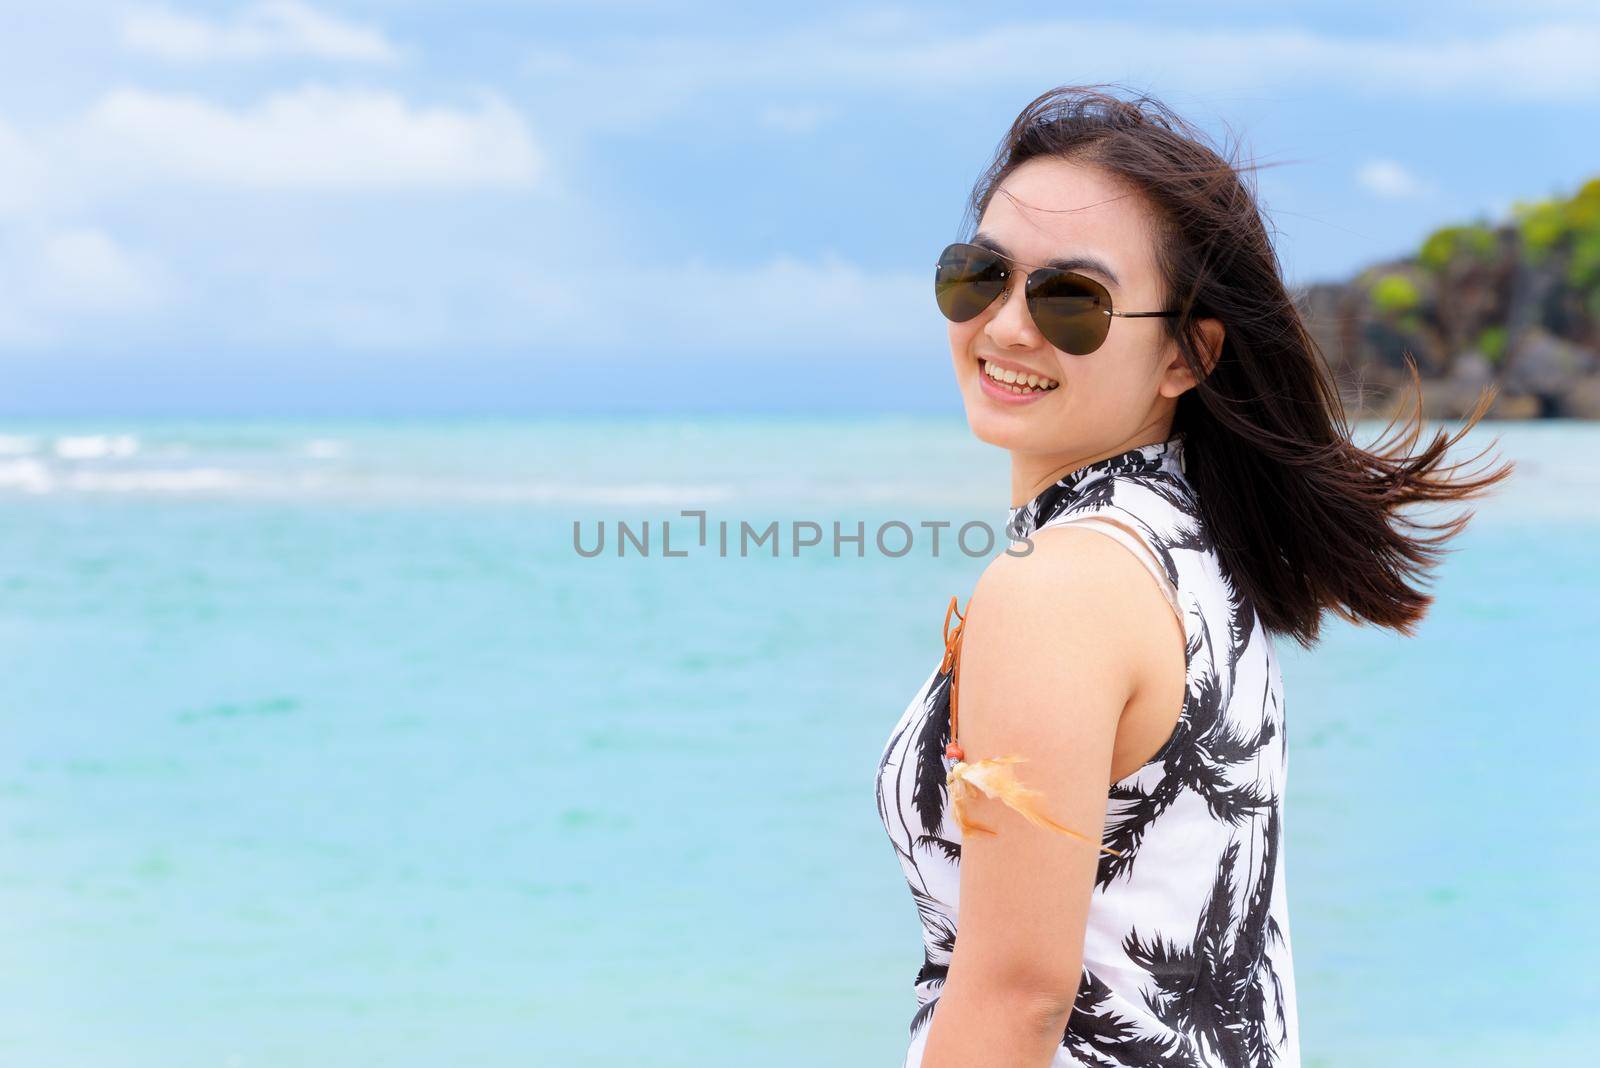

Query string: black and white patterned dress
875 433 1301 1068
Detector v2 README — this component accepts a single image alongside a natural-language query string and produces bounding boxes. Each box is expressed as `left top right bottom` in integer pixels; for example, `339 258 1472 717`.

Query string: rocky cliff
1295 176 1600 419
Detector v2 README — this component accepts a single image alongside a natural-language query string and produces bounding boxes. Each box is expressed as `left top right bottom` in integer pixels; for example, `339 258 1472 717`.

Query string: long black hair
965 85 1514 648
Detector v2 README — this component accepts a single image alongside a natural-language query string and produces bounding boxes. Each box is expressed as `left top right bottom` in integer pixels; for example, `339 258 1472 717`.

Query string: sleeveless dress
874 433 1302 1068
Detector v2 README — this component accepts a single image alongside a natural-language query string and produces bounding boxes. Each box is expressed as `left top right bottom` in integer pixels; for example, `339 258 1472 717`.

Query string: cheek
948 319 975 351
1078 340 1152 408
1042 345 1114 407
947 321 980 371
1043 348 1072 383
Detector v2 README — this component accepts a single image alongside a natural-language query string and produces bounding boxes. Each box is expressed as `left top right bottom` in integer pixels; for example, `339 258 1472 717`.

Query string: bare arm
920 526 1162 1068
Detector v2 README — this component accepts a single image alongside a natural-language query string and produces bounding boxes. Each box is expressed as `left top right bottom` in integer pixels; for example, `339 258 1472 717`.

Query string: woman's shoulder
971 523 1181 691
951 527 1188 824
987 517 1156 592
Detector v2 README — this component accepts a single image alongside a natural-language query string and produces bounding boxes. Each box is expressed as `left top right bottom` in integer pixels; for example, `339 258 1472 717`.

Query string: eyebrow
971 232 1122 289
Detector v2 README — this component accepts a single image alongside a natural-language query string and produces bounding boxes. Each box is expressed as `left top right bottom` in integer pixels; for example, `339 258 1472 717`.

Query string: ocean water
0 416 1594 1067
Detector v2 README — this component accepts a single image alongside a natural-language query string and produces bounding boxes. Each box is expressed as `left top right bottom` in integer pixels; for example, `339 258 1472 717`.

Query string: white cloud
121 1 399 64
258 251 930 351
69 84 543 191
760 103 828 134
650 253 926 349
521 17 1600 129
1356 159 1437 200
34 227 172 313
0 225 172 344
0 82 547 345
0 240 925 353
0 118 47 215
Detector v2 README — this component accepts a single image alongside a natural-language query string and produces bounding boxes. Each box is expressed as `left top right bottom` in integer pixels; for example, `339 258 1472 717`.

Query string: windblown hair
963 84 1514 649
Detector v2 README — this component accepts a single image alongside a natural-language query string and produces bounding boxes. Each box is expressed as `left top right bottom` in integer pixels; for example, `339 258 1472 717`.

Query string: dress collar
1006 434 1187 541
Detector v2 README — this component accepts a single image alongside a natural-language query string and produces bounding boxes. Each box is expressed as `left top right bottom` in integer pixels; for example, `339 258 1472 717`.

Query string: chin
962 400 1039 451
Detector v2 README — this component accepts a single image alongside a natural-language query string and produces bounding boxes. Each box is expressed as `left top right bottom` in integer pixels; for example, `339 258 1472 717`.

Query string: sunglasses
934 241 1179 356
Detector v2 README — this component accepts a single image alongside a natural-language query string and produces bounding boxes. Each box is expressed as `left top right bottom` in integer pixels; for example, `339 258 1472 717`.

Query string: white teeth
982 360 1059 394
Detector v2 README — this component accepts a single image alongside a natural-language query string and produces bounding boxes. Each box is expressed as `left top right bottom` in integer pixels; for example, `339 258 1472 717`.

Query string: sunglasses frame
935 241 1181 355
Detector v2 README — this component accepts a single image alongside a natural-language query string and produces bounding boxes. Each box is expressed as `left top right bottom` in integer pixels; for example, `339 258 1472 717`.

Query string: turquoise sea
0 416 1594 1067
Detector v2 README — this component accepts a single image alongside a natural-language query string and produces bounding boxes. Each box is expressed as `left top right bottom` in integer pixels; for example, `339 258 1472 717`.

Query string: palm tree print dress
875 434 1302 1068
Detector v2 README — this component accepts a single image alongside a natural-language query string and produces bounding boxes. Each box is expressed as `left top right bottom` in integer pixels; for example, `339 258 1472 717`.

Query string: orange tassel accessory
939 593 1126 858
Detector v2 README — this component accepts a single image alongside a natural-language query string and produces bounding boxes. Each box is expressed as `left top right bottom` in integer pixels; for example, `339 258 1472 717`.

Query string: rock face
1505 328 1600 395
1568 377 1600 419
1293 176 1600 419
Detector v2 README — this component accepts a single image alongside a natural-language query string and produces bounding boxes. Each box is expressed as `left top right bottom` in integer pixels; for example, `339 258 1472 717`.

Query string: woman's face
948 156 1202 462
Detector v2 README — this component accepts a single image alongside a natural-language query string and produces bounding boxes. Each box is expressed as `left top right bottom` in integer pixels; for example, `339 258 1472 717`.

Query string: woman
874 86 1511 1068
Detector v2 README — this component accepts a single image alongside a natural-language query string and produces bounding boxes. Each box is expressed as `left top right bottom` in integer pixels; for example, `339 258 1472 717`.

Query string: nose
983 273 1042 349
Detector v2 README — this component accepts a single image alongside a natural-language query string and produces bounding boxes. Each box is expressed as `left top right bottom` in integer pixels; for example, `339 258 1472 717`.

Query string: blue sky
1 0 1596 414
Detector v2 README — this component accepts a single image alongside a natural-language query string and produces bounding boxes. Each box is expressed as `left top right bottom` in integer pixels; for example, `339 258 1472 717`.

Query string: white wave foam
63 467 245 493
0 459 53 493
0 460 735 504
514 482 737 505
293 479 740 504
54 434 139 459
301 439 347 459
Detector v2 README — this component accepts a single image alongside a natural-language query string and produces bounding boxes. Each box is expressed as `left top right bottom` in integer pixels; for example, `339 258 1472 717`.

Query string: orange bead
945 742 965 761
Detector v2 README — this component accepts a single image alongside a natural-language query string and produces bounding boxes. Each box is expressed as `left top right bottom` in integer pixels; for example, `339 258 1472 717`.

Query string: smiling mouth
981 359 1060 395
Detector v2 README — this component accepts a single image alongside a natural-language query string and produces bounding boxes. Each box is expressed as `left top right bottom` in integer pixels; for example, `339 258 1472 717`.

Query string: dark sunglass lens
1027 271 1110 354
935 244 1007 323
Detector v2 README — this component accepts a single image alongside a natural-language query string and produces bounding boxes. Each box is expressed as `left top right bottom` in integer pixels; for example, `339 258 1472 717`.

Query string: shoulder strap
940 594 968 761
